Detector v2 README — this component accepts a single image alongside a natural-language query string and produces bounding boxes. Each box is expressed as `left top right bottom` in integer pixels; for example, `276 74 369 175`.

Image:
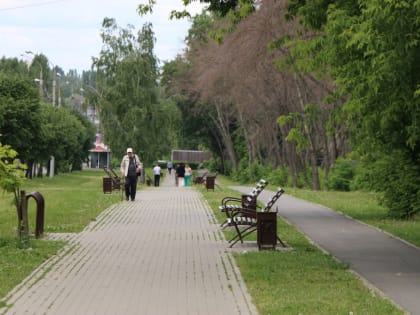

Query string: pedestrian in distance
167 161 173 175
184 164 192 187
153 163 162 187
120 148 142 201
176 163 185 187
175 163 180 186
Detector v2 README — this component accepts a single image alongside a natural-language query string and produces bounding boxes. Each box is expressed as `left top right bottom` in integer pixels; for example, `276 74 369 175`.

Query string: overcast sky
0 0 205 73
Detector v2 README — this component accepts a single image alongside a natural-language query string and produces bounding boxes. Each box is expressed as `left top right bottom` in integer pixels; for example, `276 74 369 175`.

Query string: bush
327 157 355 191
377 154 420 218
231 159 271 184
266 166 288 186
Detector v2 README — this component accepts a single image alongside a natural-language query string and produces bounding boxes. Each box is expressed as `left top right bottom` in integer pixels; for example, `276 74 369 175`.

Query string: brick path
1 176 258 315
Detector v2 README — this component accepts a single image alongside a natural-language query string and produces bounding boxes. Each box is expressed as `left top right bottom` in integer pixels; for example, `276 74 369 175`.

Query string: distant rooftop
171 150 211 163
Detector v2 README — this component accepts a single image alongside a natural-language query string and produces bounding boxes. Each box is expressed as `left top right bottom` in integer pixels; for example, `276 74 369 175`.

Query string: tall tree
162 1 345 187
286 0 420 216
0 74 41 177
93 18 180 164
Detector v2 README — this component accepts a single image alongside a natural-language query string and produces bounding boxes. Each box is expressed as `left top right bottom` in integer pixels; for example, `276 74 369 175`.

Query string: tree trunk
210 101 238 170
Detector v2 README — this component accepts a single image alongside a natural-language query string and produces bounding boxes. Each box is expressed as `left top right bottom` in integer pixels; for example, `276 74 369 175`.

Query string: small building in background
171 150 210 163
89 133 110 168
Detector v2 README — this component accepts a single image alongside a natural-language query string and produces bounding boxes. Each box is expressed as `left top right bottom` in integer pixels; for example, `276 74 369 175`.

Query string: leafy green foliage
0 74 41 162
370 152 420 218
285 0 420 216
0 142 25 206
37 104 93 172
93 19 180 164
327 157 354 191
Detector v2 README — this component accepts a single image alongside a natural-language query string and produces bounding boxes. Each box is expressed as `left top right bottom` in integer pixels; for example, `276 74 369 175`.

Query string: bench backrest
261 187 285 212
243 179 268 207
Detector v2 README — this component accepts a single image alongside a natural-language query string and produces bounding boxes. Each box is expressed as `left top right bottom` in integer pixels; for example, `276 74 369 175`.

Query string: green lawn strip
0 238 64 299
198 180 402 314
0 170 121 301
284 188 420 247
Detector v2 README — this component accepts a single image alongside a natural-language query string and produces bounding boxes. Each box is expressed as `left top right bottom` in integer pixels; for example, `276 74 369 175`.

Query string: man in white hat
120 147 142 201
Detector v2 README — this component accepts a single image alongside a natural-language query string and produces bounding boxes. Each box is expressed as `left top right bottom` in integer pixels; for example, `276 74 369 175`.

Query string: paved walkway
232 186 420 315
0 176 258 315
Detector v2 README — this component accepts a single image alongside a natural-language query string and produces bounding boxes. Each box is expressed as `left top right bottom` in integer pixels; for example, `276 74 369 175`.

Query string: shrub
327 157 355 191
266 166 288 186
376 153 420 218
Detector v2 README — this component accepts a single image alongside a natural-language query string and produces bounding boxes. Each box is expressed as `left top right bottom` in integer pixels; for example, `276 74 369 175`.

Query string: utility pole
57 73 61 107
52 73 56 106
38 67 43 99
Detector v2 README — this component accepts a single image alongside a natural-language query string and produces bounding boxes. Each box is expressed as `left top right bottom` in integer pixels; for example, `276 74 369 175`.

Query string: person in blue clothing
167 161 173 175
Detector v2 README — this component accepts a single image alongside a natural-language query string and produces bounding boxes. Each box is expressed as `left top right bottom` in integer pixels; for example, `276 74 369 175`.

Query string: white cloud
0 0 205 73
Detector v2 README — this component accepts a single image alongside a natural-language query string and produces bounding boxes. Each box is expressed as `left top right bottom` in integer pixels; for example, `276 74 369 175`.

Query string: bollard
23 191 45 238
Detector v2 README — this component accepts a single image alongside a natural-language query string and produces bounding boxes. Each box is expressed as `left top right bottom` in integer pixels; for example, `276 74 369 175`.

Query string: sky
0 0 206 73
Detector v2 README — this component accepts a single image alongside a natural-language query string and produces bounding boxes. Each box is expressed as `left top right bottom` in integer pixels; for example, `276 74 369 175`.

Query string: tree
0 74 42 177
0 141 25 208
286 0 420 216
92 18 181 164
37 104 94 173
161 1 346 186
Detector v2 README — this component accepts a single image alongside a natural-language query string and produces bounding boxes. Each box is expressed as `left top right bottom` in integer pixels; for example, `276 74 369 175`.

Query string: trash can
103 177 113 194
205 176 216 191
257 212 277 250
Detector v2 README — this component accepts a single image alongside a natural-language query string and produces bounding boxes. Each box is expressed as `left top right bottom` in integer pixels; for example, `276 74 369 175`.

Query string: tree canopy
92 18 181 164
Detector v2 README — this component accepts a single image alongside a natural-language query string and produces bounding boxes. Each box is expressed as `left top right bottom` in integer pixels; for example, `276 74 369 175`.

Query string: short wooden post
19 190 29 239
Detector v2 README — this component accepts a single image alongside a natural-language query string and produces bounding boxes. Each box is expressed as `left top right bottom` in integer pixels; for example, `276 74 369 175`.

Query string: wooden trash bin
205 176 216 191
103 177 113 194
257 212 277 250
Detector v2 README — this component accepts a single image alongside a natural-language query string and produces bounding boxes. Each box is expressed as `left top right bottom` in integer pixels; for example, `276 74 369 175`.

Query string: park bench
219 179 268 228
193 171 208 185
228 187 286 249
103 166 121 193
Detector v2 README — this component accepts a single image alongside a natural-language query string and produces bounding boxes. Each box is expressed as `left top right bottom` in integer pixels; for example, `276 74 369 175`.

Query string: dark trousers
154 174 160 187
125 175 137 200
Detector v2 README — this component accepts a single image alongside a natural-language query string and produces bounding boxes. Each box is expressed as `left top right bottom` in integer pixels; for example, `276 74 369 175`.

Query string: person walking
167 161 173 175
153 163 162 187
184 164 192 187
174 163 180 186
120 148 142 201
176 163 185 186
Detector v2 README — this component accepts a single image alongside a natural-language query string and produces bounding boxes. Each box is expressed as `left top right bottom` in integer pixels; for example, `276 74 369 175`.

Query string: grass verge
0 169 121 300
